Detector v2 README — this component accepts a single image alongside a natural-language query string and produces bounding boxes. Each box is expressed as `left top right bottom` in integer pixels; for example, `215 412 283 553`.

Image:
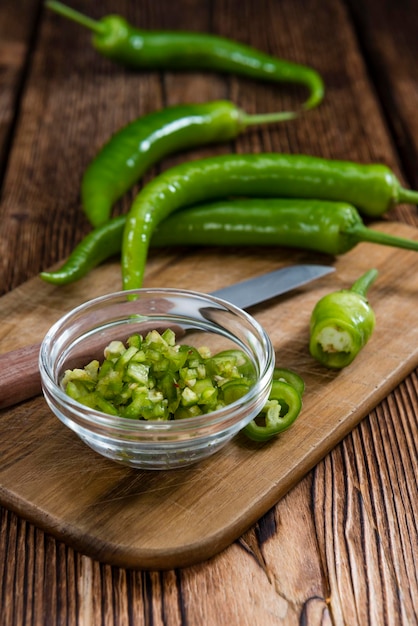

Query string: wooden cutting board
1 222 418 570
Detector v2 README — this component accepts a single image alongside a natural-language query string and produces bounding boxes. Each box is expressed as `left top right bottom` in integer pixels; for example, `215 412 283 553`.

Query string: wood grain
0 0 39 178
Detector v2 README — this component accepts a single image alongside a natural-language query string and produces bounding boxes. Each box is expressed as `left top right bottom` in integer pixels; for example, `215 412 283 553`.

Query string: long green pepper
40 198 418 286
121 153 418 290
80 101 298 228
150 199 418 253
46 1 324 113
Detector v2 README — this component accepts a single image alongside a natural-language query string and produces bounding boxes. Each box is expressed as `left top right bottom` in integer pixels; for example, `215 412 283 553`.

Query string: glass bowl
39 288 275 470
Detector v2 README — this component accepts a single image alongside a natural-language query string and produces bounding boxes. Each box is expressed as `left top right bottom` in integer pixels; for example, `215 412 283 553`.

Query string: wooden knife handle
0 343 42 410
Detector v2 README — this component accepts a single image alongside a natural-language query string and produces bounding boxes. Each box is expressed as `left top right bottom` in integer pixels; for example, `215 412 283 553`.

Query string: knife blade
211 264 334 309
0 264 334 410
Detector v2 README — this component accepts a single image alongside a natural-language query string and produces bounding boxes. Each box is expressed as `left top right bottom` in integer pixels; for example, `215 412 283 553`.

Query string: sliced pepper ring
272 367 305 397
243 380 303 442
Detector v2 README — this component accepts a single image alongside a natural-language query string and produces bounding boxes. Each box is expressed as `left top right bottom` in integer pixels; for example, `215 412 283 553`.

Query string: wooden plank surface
0 0 40 177
0 0 417 623
0 223 417 569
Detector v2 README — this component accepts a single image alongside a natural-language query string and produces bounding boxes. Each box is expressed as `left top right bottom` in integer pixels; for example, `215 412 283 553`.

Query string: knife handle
0 343 42 410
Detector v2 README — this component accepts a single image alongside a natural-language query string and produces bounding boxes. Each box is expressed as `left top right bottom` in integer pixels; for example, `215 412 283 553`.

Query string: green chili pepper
151 199 418 253
40 196 418 286
121 154 418 290
46 1 324 113
80 101 297 228
243 379 303 442
309 269 378 369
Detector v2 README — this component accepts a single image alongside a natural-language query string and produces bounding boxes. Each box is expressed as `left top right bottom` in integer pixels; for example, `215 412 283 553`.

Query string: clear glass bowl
39 288 275 469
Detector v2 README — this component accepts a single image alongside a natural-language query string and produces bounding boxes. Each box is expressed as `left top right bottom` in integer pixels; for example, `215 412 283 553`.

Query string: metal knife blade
0 264 334 410
210 264 334 309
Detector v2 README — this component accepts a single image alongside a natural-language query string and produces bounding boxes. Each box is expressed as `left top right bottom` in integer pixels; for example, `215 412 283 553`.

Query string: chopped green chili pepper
40 196 418 286
46 1 324 113
63 329 304 441
122 154 418 290
243 379 303 442
80 102 297 228
62 329 257 420
309 269 378 369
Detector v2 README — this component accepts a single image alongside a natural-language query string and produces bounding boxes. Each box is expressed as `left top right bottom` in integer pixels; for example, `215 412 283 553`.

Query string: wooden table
1 0 417 623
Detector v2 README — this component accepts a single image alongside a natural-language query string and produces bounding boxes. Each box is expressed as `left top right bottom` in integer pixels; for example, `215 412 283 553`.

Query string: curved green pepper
309 269 378 369
46 1 324 112
80 102 297 228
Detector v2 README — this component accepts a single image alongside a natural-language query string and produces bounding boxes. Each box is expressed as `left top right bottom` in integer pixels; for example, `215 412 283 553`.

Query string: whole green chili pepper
46 1 324 112
243 379 303 442
80 101 296 228
40 198 418 286
151 199 418 254
122 153 418 290
309 269 378 369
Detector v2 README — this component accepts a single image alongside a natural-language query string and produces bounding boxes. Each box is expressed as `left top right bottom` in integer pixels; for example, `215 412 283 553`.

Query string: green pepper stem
45 1 105 35
398 187 418 205
241 110 298 126
350 268 378 297
350 223 418 252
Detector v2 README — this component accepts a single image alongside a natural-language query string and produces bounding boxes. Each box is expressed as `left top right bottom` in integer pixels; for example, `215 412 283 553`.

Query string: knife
0 264 334 410
211 263 333 309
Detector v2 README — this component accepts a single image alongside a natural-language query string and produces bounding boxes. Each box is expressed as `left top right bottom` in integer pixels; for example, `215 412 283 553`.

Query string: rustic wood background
1 0 417 624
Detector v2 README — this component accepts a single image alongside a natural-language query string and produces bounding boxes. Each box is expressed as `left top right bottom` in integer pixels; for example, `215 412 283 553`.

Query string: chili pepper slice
80 101 295 228
272 367 305 397
46 1 324 113
40 196 418 286
121 154 418 290
205 349 256 380
309 269 378 369
243 380 302 442
221 380 253 405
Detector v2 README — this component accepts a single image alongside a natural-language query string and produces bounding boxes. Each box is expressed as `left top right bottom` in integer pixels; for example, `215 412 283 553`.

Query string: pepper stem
45 1 105 35
350 223 418 252
241 110 298 126
398 187 418 205
350 268 378 297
